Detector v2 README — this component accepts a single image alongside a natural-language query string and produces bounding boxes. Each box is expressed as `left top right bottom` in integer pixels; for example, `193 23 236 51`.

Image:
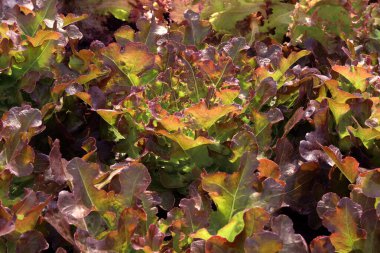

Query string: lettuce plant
1 0 380 252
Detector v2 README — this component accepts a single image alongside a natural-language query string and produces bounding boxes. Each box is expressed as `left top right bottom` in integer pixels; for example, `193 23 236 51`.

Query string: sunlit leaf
322 145 359 183
201 0 265 34
318 194 365 253
27 30 61 47
332 65 373 92
184 100 239 129
10 0 58 36
200 153 284 242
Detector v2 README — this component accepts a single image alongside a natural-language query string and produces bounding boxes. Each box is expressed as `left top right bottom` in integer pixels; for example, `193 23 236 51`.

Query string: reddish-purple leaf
310 236 335 253
358 169 380 198
318 195 365 252
16 230 49 253
46 139 67 185
271 215 308 253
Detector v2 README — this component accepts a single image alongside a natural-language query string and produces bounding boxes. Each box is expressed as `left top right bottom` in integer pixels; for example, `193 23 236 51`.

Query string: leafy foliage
1 0 380 252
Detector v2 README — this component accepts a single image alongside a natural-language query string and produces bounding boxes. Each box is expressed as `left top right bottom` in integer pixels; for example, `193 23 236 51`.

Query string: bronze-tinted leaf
322 145 359 183
332 65 373 92
244 231 283 253
102 42 155 75
318 195 365 252
184 100 239 129
27 30 61 47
